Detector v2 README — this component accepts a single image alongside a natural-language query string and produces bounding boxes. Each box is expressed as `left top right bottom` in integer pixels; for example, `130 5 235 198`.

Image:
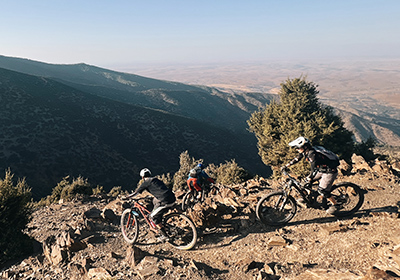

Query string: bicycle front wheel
120 208 139 244
163 213 197 250
256 191 297 226
181 191 197 211
331 182 364 217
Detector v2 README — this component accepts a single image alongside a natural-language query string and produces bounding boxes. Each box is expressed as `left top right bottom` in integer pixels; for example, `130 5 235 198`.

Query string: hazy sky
2 0 400 69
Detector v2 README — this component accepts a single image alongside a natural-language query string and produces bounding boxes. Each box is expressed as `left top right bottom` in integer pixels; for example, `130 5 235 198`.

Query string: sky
1 0 400 70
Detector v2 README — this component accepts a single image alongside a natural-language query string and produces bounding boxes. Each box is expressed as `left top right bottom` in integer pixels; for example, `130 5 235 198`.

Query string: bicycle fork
125 210 139 229
275 192 289 211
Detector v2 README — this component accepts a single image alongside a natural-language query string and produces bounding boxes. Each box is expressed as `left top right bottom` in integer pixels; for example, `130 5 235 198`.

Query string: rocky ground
1 155 400 280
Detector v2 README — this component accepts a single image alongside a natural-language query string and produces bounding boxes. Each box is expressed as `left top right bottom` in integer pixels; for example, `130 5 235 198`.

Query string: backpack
189 167 201 178
313 146 340 167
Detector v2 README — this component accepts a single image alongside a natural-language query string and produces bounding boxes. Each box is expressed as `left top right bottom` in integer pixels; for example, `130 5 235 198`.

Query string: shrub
92 185 105 195
0 169 33 264
108 186 123 197
37 176 94 206
172 151 200 191
170 151 252 190
354 136 377 162
211 159 252 185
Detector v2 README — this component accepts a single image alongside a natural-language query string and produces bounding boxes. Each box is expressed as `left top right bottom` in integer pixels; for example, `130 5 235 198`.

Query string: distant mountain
0 67 266 199
336 108 400 146
0 55 275 133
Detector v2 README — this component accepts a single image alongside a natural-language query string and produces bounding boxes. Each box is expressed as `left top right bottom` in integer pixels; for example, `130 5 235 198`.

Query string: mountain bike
120 198 197 250
256 168 364 226
181 183 219 211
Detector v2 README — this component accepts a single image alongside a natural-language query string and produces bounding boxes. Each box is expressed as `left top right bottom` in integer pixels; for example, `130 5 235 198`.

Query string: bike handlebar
120 195 151 202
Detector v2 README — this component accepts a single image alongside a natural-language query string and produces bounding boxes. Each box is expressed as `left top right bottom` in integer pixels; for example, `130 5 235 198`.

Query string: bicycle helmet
197 163 204 169
288 136 310 149
139 168 151 178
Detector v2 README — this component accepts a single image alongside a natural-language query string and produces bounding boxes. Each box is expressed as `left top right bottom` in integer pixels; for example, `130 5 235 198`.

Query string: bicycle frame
125 200 158 233
281 171 305 196
281 169 331 209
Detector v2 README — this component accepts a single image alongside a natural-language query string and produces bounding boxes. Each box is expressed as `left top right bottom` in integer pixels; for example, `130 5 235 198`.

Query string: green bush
354 136 377 162
37 176 94 206
0 169 33 264
170 151 252 190
108 186 123 197
92 185 105 195
210 159 252 185
172 151 201 191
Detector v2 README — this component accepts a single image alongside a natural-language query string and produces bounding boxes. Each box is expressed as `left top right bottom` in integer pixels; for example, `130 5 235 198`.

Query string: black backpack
313 146 340 167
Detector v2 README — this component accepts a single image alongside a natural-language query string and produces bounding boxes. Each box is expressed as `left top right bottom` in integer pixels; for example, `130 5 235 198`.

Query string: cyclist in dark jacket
283 136 339 214
187 163 215 192
126 168 176 239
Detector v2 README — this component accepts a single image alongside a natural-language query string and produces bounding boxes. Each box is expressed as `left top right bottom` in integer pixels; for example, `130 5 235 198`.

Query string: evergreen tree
0 170 33 264
248 77 354 176
172 151 199 191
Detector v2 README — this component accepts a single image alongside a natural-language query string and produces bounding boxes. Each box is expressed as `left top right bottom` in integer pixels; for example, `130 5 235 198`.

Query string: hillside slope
338 108 400 145
0 68 265 199
0 55 275 133
1 166 399 279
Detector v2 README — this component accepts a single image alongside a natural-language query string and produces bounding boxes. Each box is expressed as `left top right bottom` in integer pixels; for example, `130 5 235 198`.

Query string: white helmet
139 168 151 177
288 136 310 149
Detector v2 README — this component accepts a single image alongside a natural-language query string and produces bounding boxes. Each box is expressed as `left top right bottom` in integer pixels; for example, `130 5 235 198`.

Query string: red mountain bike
120 198 197 250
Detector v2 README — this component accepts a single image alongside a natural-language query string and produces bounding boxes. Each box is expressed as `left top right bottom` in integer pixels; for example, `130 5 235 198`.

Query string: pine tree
0 170 33 264
248 77 354 176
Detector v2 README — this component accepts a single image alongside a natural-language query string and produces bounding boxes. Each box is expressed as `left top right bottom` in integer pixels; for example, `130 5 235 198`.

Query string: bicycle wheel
331 182 364 217
163 213 197 250
120 208 139 244
181 191 197 211
256 191 297 226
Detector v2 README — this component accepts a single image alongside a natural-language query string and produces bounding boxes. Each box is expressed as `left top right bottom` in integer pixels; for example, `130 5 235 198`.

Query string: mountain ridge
0 55 275 133
0 67 265 199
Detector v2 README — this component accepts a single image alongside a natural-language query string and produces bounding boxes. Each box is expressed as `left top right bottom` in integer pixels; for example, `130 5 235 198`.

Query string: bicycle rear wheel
256 191 297 226
163 213 197 250
120 208 139 244
331 182 364 217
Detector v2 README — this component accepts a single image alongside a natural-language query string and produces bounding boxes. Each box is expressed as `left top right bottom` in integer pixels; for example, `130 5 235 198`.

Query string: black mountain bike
121 198 197 250
256 169 364 226
181 183 218 211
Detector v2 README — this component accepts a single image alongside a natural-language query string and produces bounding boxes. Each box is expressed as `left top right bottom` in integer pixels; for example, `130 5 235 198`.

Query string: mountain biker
187 163 215 194
282 136 339 214
126 168 176 240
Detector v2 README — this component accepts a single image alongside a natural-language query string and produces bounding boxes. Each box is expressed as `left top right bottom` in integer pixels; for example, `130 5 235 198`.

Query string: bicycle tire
163 213 197 250
120 208 139 244
331 182 364 217
181 191 197 211
256 191 297 226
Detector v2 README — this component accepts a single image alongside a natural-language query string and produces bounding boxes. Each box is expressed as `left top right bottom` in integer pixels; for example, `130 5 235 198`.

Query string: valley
127 59 400 144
